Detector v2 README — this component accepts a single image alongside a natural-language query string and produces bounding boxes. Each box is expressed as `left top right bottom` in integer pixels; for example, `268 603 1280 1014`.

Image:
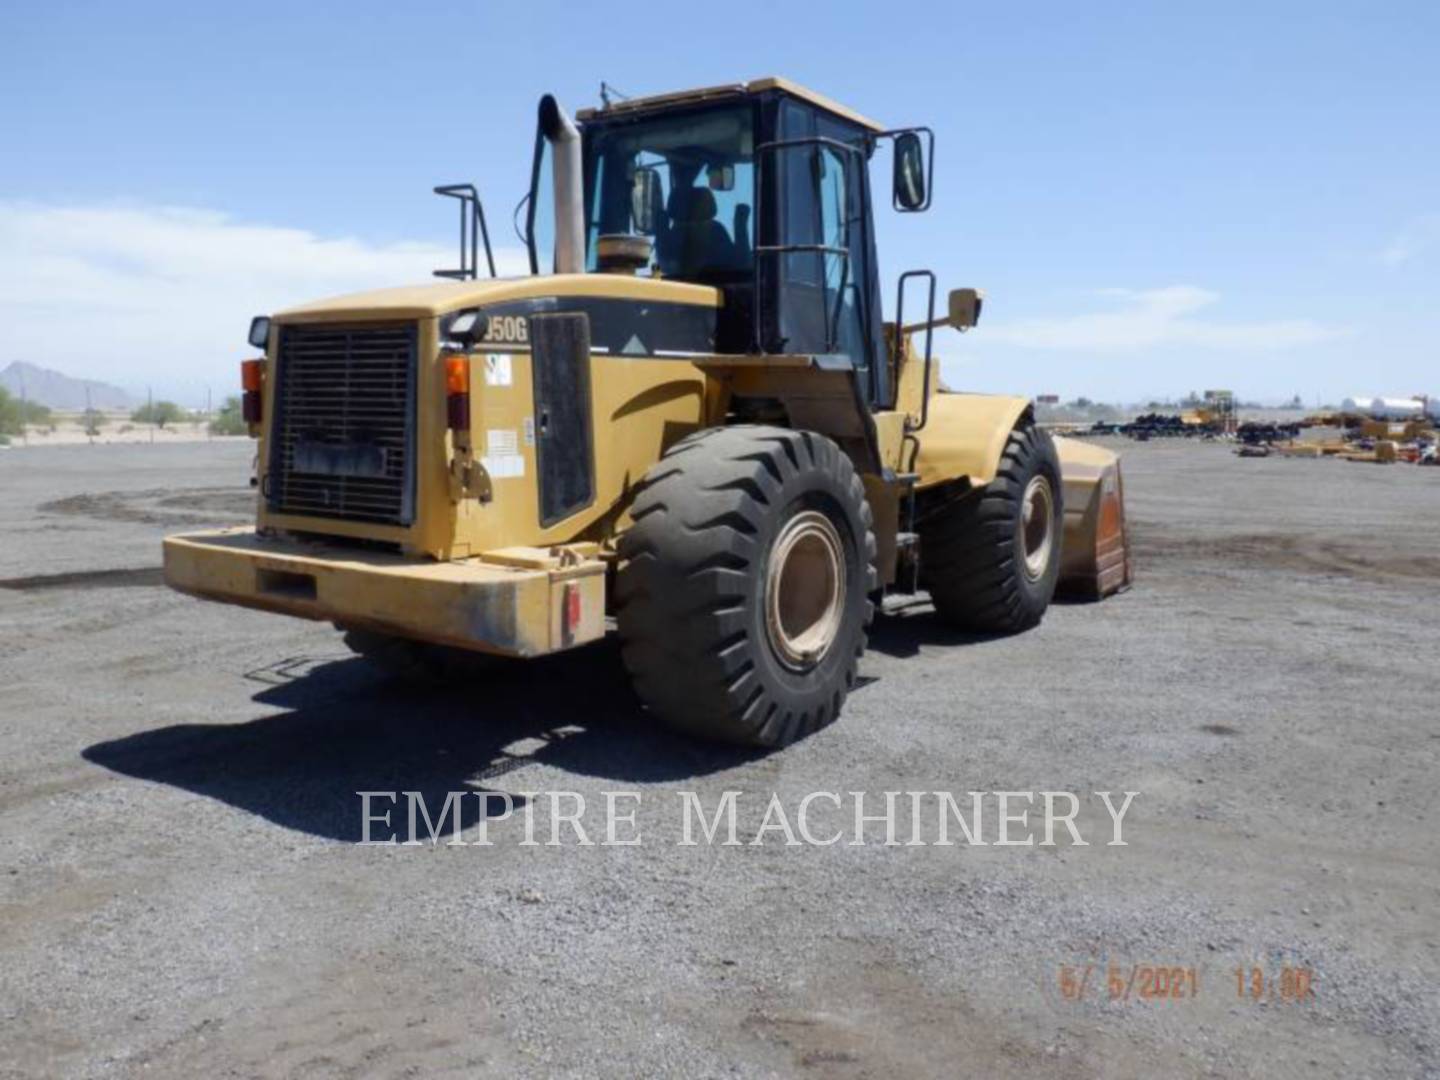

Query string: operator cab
526 78 932 409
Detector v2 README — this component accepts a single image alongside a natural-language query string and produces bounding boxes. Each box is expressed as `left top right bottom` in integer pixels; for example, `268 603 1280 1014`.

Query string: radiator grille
267 323 417 526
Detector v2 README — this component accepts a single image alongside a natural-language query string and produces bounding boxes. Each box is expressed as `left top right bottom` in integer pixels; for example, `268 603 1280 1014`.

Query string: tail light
444 354 471 432
241 359 265 424
562 581 582 645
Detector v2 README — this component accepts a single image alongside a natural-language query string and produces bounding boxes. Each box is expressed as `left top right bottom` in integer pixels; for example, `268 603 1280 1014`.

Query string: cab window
583 105 755 284
772 99 869 365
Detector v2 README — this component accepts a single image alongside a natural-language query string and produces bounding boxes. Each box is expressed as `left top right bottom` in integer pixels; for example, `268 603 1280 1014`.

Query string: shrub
1 392 64 434
131 400 186 428
208 396 249 436
0 387 18 435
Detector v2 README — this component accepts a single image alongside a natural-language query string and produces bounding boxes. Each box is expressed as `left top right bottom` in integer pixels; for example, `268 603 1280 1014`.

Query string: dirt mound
39 487 254 528
1134 530 1440 583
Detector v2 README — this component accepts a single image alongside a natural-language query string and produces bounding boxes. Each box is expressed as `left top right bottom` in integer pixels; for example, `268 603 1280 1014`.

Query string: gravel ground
1 438 1437 1079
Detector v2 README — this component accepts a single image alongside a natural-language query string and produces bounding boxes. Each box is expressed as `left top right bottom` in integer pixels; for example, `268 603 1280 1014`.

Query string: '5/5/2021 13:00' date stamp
1058 963 1315 1003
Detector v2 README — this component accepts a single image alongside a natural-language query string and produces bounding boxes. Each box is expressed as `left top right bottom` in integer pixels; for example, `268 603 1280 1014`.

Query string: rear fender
912 393 1032 489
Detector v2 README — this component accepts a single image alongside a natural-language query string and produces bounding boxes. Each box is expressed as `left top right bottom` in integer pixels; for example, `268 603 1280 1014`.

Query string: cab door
762 99 886 404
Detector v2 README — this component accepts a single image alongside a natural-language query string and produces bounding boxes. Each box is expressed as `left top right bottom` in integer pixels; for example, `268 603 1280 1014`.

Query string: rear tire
616 426 876 747
919 420 1062 632
339 628 511 684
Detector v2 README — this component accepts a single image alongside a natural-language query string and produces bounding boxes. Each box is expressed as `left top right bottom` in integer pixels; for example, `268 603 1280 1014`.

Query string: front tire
616 426 876 747
919 421 1063 632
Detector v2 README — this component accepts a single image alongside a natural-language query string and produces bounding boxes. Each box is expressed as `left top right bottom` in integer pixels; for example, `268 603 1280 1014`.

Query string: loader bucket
1052 436 1133 599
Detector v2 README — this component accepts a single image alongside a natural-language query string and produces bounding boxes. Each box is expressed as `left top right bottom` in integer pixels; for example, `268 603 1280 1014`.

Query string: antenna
600 81 630 108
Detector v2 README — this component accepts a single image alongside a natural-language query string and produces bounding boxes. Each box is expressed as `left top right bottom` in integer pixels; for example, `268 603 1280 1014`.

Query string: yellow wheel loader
164 78 1132 747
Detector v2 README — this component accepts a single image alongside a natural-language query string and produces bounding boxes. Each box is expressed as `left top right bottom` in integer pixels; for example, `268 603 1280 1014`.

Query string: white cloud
0 201 529 401
1380 213 1440 266
982 285 1343 351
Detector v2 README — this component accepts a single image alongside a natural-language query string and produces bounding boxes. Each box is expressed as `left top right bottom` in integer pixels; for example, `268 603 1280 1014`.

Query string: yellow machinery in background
165 78 1131 747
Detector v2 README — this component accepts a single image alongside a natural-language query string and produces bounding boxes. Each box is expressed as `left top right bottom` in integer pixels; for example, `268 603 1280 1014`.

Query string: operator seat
663 186 736 279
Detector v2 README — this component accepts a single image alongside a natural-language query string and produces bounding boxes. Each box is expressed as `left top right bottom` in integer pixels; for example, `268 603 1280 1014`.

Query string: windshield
582 104 755 283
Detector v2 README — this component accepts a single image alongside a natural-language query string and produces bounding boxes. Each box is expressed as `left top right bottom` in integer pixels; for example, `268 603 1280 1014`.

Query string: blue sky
2 0 1436 405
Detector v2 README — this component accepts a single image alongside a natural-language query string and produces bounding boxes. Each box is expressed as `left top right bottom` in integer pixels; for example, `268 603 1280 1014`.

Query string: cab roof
575 76 885 134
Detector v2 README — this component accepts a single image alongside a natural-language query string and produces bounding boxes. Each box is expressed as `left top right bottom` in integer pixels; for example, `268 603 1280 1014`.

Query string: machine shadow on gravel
868 589 1107 659
866 606 1012 659
81 639 763 843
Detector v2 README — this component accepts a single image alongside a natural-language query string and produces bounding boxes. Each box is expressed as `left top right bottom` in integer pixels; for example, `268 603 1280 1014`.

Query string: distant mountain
0 362 136 410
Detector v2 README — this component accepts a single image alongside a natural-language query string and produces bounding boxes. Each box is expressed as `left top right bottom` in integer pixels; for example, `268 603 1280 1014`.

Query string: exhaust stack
539 94 584 274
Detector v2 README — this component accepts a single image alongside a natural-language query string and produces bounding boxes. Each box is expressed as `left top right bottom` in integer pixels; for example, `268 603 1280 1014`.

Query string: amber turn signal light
444 354 471 431
240 359 265 424
241 359 265 392
444 354 470 396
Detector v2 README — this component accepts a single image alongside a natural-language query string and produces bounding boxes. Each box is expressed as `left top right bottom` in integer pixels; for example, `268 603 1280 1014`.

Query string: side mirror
948 288 983 330
893 132 927 211
631 167 662 234
247 315 271 350
706 164 735 191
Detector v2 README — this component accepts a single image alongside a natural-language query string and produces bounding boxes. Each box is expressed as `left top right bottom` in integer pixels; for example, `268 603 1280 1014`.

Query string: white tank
1341 396 1425 420
1371 397 1425 419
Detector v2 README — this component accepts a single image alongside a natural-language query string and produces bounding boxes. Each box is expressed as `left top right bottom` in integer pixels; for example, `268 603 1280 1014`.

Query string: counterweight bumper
162 528 606 657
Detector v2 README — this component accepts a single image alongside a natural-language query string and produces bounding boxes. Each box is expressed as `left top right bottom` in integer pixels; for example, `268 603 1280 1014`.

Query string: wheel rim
765 510 846 670
1018 475 1056 583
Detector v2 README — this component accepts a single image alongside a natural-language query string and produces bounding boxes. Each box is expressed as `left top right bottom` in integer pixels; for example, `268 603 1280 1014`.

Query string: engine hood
273 274 721 324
